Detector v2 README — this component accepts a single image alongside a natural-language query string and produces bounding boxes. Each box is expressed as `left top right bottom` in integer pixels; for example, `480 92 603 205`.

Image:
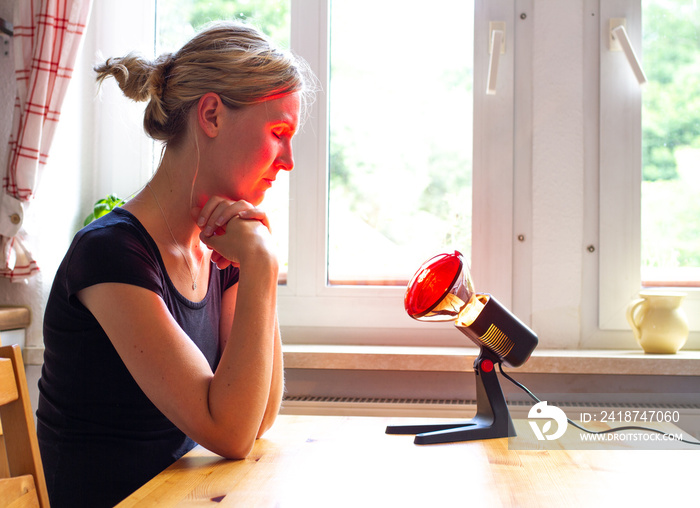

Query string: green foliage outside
643 0 700 181
642 0 700 271
325 0 475 276
157 0 290 51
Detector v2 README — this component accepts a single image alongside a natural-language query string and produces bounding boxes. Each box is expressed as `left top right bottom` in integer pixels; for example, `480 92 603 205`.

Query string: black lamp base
385 348 515 444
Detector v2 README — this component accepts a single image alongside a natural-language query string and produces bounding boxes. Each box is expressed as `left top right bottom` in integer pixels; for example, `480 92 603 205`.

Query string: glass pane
642 0 700 287
328 0 474 286
156 0 291 283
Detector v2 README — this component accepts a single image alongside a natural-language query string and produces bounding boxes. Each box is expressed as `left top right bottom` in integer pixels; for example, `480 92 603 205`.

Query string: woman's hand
192 197 275 269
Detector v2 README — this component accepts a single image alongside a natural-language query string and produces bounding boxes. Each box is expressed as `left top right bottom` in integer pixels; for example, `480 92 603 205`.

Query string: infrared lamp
386 251 538 444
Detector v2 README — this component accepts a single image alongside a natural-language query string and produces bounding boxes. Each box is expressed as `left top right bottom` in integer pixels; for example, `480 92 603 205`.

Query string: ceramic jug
626 291 689 354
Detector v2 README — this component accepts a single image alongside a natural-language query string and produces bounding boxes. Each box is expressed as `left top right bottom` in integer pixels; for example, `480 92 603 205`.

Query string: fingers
194 197 253 237
210 250 236 270
200 218 273 266
194 197 272 238
193 196 274 266
237 208 271 232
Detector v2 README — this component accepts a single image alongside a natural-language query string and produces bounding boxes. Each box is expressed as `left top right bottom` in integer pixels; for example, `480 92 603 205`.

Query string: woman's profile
37 21 314 507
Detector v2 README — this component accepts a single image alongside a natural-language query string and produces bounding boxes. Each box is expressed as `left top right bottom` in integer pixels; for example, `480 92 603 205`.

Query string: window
157 1 476 289
280 0 514 345
326 0 474 286
82 1 700 351
598 0 700 342
640 0 700 287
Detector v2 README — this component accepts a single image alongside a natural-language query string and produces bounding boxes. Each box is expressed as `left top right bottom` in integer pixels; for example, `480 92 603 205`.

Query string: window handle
611 23 647 85
486 28 504 95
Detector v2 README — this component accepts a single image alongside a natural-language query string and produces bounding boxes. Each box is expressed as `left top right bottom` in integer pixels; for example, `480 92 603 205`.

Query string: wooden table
118 415 699 507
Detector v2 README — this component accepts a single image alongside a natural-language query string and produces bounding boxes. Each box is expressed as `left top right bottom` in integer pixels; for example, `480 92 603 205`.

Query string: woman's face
203 92 301 206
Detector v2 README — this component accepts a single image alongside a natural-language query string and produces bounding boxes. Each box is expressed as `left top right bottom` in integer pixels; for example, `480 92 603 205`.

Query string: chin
251 188 271 206
228 191 264 207
250 195 266 206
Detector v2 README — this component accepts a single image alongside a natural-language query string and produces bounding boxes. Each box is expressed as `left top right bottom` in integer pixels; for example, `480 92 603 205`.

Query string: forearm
195 200 284 456
208 257 279 457
257 317 284 437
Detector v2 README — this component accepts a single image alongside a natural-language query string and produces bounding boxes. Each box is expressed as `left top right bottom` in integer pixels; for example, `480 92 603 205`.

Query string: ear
196 92 224 138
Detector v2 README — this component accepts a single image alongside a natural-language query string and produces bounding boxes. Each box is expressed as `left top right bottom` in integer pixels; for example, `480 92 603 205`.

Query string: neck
122 141 210 295
145 148 201 251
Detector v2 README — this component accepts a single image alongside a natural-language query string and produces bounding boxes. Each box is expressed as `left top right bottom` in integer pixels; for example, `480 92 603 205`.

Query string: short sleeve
219 265 240 291
63 220 164 303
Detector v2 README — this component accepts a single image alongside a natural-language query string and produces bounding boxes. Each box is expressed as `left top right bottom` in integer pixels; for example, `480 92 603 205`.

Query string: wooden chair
0 345 49 507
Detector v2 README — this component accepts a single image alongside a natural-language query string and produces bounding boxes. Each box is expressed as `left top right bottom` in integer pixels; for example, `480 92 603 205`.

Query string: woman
37 22 314 507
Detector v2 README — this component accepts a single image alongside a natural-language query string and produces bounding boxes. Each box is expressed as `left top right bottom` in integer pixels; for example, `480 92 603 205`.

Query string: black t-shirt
37 208 239 507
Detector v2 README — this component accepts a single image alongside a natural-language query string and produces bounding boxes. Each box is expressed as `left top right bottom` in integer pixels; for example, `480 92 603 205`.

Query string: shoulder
73 208 152 253
64 208 164 294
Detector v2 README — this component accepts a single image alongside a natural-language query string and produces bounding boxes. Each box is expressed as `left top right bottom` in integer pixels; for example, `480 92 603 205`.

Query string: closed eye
272 124 296 140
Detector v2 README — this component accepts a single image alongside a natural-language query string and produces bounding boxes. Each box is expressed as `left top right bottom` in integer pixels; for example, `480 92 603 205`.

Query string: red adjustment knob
481 359 494 372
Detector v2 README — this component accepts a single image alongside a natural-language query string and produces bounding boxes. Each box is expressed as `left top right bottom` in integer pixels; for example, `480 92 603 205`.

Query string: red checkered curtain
1 0 92 281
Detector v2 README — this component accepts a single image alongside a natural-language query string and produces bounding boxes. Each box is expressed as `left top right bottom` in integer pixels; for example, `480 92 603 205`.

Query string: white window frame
280 0 517 346
595 0 700 346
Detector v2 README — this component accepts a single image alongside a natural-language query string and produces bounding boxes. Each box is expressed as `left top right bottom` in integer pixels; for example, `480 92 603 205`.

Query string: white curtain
0 0 92 281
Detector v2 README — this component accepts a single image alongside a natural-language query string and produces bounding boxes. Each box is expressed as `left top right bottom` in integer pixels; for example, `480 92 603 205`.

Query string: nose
277 139 294 172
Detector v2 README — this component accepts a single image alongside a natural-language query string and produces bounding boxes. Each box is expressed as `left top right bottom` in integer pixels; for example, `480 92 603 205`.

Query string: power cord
497 363 700 446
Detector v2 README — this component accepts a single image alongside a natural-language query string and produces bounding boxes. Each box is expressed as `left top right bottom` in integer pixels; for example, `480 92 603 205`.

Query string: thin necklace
147 183 204 291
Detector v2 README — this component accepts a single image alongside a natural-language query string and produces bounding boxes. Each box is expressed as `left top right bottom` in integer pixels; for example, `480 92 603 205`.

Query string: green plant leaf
83 194 124 226
93 202 111 218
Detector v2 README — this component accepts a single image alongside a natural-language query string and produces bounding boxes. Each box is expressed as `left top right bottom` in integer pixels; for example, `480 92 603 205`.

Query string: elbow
212 431 257 460
214 418 276 459
205 404 280 459
218 438 255 460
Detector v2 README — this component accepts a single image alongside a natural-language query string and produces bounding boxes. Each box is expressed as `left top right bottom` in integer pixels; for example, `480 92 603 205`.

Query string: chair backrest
0 345 49 507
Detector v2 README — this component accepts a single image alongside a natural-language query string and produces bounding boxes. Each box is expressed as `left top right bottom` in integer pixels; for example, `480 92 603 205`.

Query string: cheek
238 136 275 165
257 140 277 162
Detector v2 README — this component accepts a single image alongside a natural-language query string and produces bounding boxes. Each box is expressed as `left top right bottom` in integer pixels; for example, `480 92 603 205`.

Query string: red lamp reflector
405 251 465 319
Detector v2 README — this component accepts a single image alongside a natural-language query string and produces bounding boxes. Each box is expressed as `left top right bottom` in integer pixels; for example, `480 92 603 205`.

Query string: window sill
283 344 700 376
21 343 700 376
0 306 30 331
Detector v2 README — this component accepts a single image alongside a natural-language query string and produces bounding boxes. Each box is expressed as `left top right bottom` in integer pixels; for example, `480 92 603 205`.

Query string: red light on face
405 251 465 319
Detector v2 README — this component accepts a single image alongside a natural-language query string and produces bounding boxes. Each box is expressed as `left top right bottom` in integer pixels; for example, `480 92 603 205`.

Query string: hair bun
148 54 175 98
94 53 153 102
144 53 176 127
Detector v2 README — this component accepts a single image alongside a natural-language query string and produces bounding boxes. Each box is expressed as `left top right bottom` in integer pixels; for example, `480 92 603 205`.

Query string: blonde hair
95 21 315 145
